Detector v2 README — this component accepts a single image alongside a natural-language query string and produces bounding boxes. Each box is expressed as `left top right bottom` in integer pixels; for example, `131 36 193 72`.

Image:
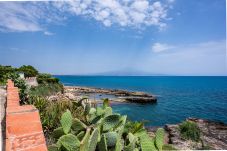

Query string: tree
0 65 16 83
18 65 39 77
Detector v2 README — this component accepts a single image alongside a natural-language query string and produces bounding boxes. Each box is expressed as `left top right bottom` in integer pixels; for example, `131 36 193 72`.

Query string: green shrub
179 121 200 142
17 65 38 77
29 83 63 97
3 72 28 103
0 65 16 83
37 73 60 84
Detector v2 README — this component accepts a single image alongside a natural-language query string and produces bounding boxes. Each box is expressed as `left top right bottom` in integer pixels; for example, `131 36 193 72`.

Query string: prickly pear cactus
71 118 87 134
105 131 118 147
88 128 99 151
102 114 121 132
155 128 165 151
80 128 91 151
103 98 109 109
98 134 108 151
115 115 127 136
114 138 122 151
135 129 157 151
48 144 59 151
77 131 85 141
89 108 96 115
96 107 104 116
56 134 80 151
52 127 65 139
84 103 91 115
124 133 137 151
60 109 73 134
103 107 112 117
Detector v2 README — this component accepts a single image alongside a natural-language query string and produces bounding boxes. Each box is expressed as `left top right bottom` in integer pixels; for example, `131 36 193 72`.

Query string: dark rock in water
64 86 157 103
118 96 157 103
164 118 227 150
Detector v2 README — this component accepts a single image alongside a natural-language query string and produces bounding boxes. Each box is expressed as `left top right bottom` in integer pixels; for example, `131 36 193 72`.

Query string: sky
0 0 226 76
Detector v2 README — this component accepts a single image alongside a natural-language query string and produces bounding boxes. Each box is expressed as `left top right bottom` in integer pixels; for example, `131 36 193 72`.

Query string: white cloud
56 0 172 29
0 2 64 33
142 40 227 75
0 0 174 33
0 2 42 32
44 31 54 36
152 43 175 53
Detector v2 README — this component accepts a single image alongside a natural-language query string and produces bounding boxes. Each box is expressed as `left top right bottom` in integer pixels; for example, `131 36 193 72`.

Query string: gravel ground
0 86 6 151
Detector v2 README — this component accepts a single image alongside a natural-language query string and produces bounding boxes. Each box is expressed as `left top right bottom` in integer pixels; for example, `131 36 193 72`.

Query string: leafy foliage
37 73 60 84
18 65 38 77
179 121 201 142
3 72 28 103
0 65 16 83
29 83 63 97
60 110 73 134
49 99 166 151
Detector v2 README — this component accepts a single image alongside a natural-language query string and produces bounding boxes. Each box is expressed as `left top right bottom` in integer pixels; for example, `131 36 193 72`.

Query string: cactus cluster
48 99 166 151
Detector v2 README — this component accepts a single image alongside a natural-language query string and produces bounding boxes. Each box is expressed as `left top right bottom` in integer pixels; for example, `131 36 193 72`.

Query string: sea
55 76 227 126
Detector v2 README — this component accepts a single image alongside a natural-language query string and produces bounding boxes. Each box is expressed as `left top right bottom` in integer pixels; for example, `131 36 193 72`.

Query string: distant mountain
92 69 168 76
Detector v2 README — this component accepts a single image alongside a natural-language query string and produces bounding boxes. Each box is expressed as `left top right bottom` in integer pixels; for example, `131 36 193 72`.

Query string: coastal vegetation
1 64 168 151
2 64 227 150
179 121 201 142
48 99 166 151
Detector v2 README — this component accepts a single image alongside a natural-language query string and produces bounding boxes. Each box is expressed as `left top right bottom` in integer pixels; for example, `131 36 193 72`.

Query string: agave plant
48 99 166 151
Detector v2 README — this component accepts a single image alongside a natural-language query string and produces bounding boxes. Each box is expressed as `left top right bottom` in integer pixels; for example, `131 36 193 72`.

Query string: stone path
0 86 6 151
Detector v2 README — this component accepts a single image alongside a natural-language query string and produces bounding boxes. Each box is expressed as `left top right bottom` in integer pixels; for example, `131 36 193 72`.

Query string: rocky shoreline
146 118 227 150
46 86 227 150
63 86 157 103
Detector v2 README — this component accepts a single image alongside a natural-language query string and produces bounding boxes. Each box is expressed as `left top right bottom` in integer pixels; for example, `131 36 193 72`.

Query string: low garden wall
5 79 47 151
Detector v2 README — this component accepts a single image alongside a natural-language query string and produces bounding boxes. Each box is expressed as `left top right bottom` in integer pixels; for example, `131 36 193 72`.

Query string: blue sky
0 0 226 75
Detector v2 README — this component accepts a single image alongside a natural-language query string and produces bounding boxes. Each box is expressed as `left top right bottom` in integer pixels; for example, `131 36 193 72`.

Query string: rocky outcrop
188 118 227 150
119 96 157 103
64 86 157 103
164 118 227 150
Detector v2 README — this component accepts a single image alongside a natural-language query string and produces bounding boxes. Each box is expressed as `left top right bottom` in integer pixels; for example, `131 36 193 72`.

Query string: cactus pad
105 132 118 147
72 118 87 134
155 128 165 151
60 110 73 134
52 127 65 139
80 128 91 151
88 128 99 151
102 114 121 132
98 134 108 151
56 134 80 151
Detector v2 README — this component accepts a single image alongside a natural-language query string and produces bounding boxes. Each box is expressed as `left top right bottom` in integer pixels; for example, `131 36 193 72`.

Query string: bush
3 72 28 103
27 96 85 134
179 121 200 142
29 83 63 97
37 73 59 84
0 65 16 83
17 65 38 77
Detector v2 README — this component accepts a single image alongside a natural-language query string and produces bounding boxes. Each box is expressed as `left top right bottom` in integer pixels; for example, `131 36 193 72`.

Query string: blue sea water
55 76 227 126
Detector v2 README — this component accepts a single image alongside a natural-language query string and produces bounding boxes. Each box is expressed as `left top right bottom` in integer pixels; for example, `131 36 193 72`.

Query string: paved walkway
0 86 6 151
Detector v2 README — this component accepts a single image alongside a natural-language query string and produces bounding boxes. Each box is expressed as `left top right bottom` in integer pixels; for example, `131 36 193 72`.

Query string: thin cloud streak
141 40 227 75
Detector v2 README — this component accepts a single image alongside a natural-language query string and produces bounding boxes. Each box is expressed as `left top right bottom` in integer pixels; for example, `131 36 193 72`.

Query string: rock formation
164 118 227 150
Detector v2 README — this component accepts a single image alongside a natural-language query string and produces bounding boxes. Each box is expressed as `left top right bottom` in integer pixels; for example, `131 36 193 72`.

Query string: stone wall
5 80 47 151
25 77 38 87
